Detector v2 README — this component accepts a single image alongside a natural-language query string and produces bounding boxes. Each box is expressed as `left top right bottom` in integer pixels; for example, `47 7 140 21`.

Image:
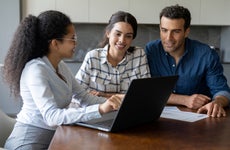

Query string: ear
50 39 59 48
185 27 190 38
48 39 60 53
106 31 110 38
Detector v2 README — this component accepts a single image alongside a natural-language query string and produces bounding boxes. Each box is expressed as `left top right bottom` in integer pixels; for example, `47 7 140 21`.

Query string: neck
107 51 125 67
47 54 61 71
169 46 185 65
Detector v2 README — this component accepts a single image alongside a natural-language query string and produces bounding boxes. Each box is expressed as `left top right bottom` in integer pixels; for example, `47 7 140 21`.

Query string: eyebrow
160 27 182 31
115 29 133 35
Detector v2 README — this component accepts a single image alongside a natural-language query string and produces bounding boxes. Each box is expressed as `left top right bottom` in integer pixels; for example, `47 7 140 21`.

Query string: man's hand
185 94 211 109
197 96 229 117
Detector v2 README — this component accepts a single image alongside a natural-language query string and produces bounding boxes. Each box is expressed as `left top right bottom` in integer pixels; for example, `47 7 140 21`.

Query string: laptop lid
76 75 178 132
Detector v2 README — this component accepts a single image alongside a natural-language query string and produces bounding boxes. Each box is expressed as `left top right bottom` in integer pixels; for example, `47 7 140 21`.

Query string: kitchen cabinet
129 0 200 24
21 0 230 25
56 0 89 22
88 0 129 23
21 0 56 18
200 0 230 25
129 0 167 24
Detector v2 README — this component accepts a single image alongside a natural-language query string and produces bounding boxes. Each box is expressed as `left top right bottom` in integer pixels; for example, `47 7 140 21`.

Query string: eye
126 34 133 39
173 30 181 34
116 33 121 36
161 28 167 33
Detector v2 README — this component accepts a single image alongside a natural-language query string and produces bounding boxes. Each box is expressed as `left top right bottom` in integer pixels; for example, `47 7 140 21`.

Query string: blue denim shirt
145 38 230 101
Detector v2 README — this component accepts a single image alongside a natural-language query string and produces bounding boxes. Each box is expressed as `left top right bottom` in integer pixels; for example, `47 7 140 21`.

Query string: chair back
0 109 16 147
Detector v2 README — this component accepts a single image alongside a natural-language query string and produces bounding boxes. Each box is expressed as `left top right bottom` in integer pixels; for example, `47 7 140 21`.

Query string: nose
119 35 125 43
166 32 173 40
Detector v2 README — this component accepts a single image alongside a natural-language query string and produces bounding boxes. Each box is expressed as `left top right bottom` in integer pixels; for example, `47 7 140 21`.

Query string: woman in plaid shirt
76 11 150 98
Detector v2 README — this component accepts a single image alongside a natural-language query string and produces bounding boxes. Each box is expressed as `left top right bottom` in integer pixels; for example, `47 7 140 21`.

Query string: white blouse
17 56 106 130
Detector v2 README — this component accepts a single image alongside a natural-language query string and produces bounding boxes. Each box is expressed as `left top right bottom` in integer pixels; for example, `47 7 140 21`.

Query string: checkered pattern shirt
75 45 151 94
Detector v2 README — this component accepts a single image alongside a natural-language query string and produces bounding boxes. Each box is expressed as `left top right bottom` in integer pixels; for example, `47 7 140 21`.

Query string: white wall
0 0 20 63
221 27 230 63
0 0 22 116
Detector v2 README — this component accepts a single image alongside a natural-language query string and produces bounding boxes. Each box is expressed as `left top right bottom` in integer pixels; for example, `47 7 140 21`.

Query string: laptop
76 75 178 132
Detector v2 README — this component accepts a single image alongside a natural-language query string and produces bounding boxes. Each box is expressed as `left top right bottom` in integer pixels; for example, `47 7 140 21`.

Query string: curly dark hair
2 10 72 97
160 4 191 30
98 11 138 52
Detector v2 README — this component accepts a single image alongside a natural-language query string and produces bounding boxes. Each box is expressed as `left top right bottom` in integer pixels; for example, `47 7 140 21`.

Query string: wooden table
48 107 230 150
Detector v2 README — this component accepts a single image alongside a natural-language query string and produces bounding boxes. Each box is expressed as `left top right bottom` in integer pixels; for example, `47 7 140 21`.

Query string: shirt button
172 64 175 67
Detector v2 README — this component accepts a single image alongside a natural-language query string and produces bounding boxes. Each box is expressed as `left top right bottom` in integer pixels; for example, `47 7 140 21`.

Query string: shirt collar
42 56 56 72
101 44 128 65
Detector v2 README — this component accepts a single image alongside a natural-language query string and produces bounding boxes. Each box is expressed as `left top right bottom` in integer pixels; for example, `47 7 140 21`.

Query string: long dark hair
2 10 72 97
98 11 138 52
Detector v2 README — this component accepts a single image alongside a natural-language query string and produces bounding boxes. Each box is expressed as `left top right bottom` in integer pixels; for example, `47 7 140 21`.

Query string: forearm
212 95 229 107
167 93 189 106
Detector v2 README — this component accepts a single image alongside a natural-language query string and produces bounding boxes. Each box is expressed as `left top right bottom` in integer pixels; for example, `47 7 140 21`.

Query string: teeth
117 45 125 48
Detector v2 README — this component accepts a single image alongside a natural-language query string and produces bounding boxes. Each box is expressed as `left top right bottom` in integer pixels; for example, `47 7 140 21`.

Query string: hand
89 90 100 96
197 101 226 117
197 96 229 117
99 94 124 114
185 94 211 109
89 90 116 98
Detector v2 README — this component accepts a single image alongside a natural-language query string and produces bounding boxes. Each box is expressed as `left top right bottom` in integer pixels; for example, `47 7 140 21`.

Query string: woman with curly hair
3 10 123 149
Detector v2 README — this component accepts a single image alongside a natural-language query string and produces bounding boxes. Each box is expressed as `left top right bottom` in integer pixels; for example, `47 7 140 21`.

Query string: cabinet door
164 0 200 25
88 0 129 23
129 0 168 24
21 0 56 18
129 0 200 24
200 0 230 25
56 0 89 23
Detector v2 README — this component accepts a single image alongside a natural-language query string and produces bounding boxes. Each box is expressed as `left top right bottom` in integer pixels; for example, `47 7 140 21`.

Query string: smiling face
56 24 77 59
107 22 134 56
160 16 190 56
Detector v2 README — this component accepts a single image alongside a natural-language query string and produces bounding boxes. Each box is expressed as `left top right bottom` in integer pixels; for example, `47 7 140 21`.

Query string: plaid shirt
75 45 151 94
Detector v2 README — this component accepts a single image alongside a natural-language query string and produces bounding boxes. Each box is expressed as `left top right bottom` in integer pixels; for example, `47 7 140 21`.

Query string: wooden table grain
48 107 230 150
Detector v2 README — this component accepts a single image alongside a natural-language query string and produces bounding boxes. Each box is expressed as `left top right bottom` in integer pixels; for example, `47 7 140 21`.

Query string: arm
197 95 229 117
168 93 211 109
197 49 230 117
89 90 118 98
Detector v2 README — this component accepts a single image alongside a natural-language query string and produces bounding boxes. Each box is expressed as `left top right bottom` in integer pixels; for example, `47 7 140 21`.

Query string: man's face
159 16 190 55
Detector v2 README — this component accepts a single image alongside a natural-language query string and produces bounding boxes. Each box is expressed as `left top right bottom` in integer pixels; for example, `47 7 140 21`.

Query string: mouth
116 44 126 50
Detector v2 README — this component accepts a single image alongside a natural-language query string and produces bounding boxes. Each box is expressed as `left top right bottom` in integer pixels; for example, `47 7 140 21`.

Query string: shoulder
146 39 161 47
22 58 50 80
24 58 46 72
85 48 106 58
130 47 146 56
187 38 215 54
187 38 209 48
186 38 219 61
145 39 162 53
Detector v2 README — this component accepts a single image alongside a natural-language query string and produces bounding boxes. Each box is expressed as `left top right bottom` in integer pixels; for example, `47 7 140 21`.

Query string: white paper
160 106 208 122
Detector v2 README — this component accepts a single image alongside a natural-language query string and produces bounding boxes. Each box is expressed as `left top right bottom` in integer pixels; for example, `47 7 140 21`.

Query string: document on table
160 106 208 122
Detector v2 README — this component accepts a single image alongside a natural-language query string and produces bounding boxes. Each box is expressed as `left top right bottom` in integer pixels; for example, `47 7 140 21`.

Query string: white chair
0 109 16 147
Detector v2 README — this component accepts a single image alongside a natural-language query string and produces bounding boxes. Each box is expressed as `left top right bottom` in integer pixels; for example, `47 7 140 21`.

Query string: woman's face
56 24 77 59
107 22 134 55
